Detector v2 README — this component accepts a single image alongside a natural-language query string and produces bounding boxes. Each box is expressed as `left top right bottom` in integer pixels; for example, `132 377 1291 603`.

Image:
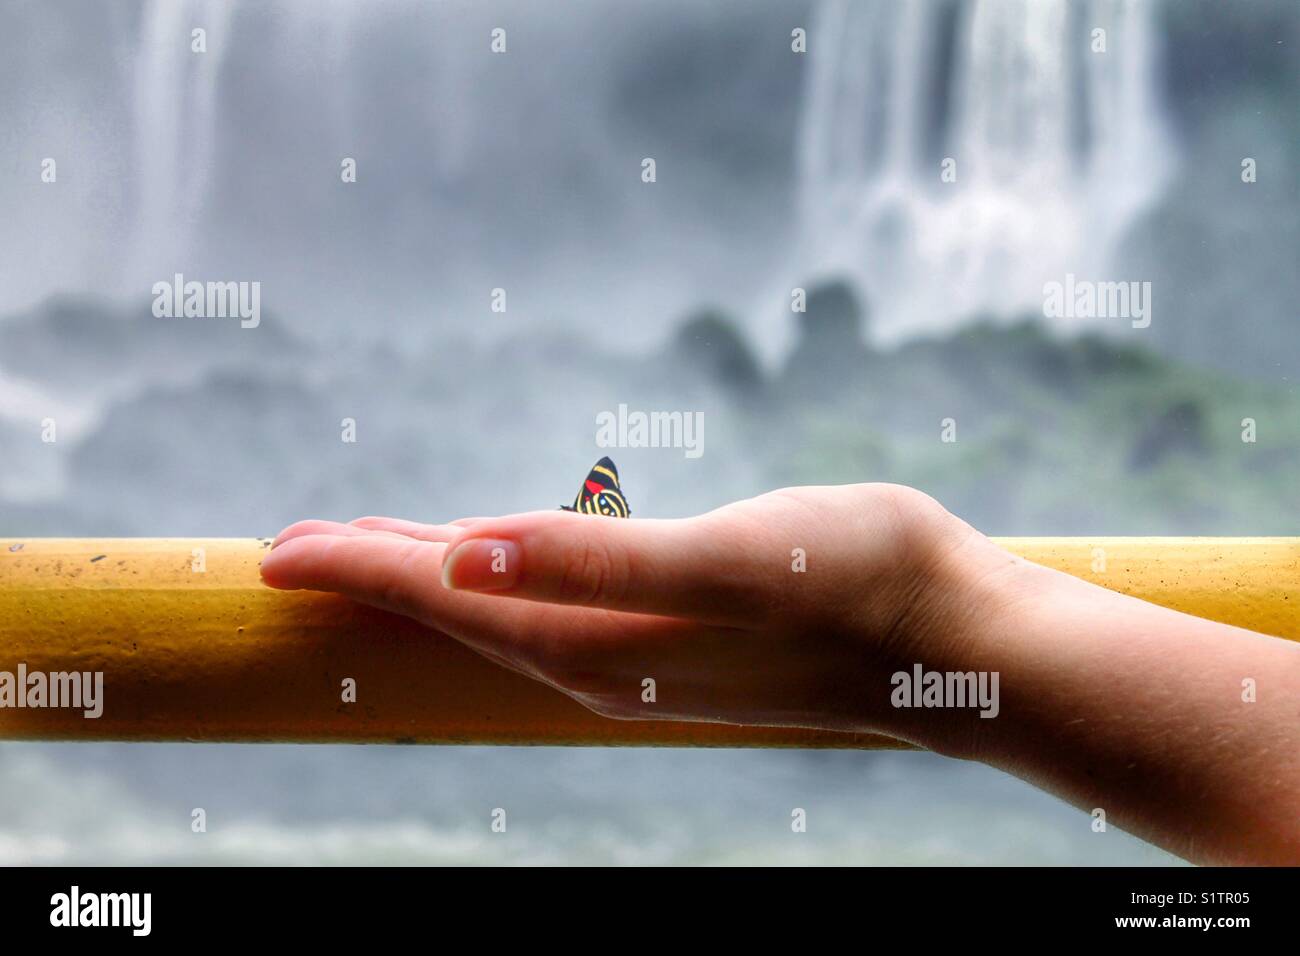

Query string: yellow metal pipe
1 537 1297 745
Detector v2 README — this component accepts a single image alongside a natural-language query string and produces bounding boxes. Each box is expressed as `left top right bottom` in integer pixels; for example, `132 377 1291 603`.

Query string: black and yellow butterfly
561 457 630 517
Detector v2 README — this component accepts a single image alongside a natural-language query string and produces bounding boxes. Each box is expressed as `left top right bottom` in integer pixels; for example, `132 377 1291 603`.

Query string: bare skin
260 483 1300 865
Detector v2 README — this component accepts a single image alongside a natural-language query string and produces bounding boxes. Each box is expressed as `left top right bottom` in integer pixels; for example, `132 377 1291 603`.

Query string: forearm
907 540 1300 865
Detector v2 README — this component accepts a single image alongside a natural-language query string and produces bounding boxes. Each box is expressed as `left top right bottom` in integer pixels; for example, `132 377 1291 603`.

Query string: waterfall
131 0 235 272
793 0 1174 343
0 0 1178 356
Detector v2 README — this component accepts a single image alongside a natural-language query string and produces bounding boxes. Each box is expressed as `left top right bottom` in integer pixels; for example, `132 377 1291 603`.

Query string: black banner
0 865 1287 942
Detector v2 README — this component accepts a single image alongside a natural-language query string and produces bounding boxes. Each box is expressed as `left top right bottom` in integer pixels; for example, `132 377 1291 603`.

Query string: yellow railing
2 537 1297 745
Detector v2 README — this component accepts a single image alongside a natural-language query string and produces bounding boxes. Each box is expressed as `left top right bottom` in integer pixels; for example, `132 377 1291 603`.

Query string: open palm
261 483 981 736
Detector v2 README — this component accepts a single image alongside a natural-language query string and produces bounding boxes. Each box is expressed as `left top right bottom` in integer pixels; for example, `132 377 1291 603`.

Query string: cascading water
792 0 1173 343
2 0 1177 361
131 0 235 272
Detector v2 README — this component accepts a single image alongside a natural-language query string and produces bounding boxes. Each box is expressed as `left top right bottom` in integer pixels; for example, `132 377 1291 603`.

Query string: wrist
874 504 1043 756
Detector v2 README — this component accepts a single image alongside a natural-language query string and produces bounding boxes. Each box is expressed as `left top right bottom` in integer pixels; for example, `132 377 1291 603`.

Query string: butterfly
561 457 630 517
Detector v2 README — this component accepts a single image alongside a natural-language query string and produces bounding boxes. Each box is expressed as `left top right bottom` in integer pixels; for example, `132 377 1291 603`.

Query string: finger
348 516 465 542
271 519 411 549
259 531 700 677
439 510 775 624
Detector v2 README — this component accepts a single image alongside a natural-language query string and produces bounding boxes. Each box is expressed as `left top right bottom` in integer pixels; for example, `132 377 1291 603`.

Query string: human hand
260 484 997 743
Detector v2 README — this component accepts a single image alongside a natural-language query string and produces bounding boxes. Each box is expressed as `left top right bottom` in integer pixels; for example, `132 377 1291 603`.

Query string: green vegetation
689 282 1300 535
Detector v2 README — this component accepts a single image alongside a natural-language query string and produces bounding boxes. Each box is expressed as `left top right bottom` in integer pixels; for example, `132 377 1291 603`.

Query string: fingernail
441 538 520 591
258 550 291 587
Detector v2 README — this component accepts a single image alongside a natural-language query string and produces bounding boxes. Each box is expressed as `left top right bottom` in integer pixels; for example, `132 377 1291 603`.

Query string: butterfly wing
563 456 630 517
